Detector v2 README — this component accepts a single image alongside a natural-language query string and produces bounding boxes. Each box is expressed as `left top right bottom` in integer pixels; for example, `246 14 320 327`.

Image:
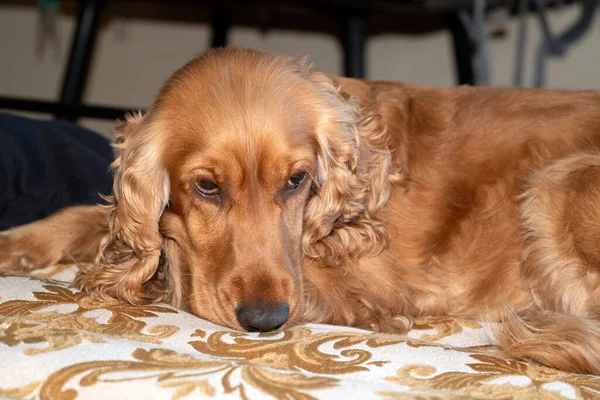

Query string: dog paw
0 232 58 272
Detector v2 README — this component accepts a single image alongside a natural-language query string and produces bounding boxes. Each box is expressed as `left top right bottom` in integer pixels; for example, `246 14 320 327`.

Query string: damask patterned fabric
0 266 599 399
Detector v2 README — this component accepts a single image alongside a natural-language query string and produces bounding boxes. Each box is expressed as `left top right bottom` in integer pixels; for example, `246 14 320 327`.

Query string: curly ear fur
301 69 407 266
74 113 170 304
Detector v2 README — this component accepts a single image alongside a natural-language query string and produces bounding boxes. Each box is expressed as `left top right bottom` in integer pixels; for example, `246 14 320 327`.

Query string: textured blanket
0 266 598 399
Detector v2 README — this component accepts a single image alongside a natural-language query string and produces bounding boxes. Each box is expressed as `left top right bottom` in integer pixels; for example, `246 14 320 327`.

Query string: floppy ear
158 210 190 310
75 113 170 304
302 70 407 266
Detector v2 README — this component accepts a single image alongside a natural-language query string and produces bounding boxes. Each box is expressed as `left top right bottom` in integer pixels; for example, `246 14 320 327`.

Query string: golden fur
2 48 600 374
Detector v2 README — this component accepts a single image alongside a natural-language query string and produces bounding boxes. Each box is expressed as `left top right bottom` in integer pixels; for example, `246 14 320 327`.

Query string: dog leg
520 152 600 315
494 153 600 374
0 205 108 272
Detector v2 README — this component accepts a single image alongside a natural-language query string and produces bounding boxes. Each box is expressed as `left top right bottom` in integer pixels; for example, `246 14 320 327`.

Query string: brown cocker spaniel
2 48 600 374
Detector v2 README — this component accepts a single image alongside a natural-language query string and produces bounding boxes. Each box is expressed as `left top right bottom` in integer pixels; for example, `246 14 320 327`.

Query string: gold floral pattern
0 283 178 354
381 354 600 399
0 267 598 399
0 381 41 400
189 327 404 374
411 316 482 342
38 347 338 400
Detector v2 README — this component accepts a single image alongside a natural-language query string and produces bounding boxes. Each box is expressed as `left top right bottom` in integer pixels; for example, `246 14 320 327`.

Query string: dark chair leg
58 0 107 121
341 13 367 79
211 7 232 48
532 0 597 87
445 11 475 86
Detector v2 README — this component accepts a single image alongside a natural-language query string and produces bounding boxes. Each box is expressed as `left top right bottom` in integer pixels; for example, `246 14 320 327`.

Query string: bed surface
1 266 598 400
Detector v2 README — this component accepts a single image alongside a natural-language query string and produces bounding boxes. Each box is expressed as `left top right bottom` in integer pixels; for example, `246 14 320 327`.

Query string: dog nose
235 303 289 332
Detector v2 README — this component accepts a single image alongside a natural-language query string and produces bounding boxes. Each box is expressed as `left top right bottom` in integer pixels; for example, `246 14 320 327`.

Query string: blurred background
0 0 598 137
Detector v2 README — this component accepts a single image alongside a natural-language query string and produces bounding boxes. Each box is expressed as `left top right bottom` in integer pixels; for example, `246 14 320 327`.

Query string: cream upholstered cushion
0 266 598 399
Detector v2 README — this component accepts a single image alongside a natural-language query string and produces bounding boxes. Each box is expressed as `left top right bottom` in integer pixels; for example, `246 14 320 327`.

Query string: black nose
235 303 289 332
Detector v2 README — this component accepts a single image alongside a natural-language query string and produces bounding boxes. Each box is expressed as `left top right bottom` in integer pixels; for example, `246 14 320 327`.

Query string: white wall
0 4 598 136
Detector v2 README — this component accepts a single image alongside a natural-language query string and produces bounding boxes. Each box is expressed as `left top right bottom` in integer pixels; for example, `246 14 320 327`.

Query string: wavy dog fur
2 48 600 374
75 112 170 304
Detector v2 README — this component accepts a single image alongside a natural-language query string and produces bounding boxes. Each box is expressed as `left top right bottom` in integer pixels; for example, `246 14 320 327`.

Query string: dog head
76 48 401 331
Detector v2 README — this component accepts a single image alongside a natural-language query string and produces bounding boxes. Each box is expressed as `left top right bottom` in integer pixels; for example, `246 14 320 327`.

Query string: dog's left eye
195 179 220 197
286 172 307 191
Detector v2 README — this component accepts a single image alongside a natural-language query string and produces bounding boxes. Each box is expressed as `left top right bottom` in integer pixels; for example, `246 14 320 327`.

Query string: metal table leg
58 0 106 121
446 11 475 85
210 7 232 48
533 0 597 87
341 13 367 79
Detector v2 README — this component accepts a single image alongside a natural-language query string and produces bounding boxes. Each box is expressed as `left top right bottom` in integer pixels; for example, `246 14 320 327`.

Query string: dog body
2 48 600 373
303 80 600 350
312 80 600 326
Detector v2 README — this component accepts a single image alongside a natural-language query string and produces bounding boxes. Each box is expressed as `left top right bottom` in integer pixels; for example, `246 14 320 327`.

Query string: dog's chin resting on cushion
2 48 600 374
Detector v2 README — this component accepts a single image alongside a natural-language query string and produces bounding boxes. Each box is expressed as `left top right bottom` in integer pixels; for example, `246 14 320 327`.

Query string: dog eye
286 172 307 191
195 179 220 197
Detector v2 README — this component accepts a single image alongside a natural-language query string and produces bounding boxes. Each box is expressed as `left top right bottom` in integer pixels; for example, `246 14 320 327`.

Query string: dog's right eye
195 179 220 197
286 172 307 191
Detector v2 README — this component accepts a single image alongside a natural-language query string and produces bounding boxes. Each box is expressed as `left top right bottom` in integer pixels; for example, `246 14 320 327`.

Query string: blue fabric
0 113 113 229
